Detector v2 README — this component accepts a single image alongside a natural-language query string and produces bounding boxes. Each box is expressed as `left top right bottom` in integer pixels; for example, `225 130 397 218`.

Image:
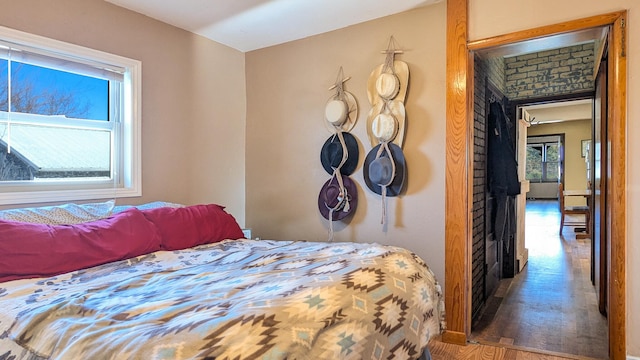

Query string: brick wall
472 54 488 321
504 43 594 100
484 56 506 95
472 54 509 323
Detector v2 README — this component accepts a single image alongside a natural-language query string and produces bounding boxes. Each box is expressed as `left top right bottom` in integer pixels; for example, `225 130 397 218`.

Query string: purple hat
318 174 358 221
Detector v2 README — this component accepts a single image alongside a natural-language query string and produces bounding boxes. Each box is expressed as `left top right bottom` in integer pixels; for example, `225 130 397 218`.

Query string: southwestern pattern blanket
0 239 444 359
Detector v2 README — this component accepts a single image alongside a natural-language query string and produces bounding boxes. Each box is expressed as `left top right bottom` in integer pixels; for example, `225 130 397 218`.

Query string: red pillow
0 208 162 283
141 204 244 250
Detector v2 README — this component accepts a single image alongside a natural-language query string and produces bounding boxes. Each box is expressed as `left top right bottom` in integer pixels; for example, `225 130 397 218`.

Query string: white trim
627 356 640 360
0 186 140 205
0 112 113 130
0 25 130 79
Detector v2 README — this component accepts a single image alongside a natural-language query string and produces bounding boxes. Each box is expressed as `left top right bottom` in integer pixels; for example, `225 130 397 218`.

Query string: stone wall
504 43 594 100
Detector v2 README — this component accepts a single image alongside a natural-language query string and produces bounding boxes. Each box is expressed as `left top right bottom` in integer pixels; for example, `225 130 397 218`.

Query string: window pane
10 61 108 121
526 145 543 181
0 122 111 181
0 59 6 112
545 143 559 162
544 161 559 181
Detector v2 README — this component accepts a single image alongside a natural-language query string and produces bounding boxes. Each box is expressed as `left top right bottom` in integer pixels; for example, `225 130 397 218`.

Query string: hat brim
366 100 406 148
318 175 358 221
324 91 358 133
366 60 409 106
363 143 406 197
320 132 360 176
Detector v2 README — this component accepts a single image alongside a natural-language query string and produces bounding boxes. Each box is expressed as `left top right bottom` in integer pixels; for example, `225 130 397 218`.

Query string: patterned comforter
0 239 445 360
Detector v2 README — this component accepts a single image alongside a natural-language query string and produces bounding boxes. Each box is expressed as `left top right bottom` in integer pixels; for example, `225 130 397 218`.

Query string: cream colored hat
371 112 398 142
375 73 400 100
324 91 358 133
366 100 406 148
367 60 409 106
325 99 349 126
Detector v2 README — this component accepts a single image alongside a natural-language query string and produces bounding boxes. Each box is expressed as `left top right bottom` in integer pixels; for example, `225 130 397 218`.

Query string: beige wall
528 119 591 206
469 0 639 354
0 0 247 225
245 4 447 284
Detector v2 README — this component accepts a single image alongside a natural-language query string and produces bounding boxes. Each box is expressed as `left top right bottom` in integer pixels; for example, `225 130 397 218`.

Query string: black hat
320 132 359 176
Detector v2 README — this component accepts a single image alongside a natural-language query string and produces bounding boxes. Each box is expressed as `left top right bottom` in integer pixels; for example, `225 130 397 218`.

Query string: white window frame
0 26 141 205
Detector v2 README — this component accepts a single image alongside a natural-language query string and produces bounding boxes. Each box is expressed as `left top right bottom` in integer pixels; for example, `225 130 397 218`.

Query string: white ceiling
105 0 441 52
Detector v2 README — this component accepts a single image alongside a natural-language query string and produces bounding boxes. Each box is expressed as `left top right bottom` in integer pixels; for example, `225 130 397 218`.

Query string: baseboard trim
441 330 466 345
627 356 640 360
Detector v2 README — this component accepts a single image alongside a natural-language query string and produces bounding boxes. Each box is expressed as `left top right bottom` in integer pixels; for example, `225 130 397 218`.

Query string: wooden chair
559 183 590 235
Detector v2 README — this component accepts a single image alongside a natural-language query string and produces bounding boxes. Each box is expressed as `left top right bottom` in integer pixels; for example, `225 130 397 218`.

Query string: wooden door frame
444 1 627 358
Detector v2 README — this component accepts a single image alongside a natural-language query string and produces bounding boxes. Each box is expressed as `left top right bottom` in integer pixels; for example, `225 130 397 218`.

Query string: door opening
444 6 627 359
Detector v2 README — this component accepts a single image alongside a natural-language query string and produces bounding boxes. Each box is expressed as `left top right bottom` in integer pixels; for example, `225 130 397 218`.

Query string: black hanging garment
487 101 520 252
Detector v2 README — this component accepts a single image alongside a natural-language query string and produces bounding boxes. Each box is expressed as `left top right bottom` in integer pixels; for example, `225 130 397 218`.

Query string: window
0 26 141 205
526 136 560 182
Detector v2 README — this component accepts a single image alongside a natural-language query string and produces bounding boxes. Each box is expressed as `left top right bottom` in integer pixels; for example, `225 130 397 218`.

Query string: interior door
593 47 608 315
515 109 530 272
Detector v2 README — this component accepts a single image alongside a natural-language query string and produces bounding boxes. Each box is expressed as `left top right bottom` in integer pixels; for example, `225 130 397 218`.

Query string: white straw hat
325 99 348 126
371 112 398 142
375 73 400 100
366 100 406 148
366 60 409 106
323 91 358 133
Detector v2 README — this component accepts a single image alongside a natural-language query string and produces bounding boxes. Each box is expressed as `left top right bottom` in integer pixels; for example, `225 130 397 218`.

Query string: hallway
470 200 608 359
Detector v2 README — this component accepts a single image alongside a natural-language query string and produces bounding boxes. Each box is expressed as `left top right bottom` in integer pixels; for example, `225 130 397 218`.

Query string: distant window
0 26 141 205
526 140 559 182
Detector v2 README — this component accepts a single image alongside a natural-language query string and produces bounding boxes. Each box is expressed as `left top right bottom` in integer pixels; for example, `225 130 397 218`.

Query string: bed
0 202 444 359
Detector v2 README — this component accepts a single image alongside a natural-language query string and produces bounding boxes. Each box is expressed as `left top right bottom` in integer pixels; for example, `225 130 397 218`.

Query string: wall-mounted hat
318 174 358 221
375 72 400 100
366 100 406 148
320 132 359 176
363 142 406 197
324 91 358 133
325 99 348 126
366 60 409 106
371 112 398 143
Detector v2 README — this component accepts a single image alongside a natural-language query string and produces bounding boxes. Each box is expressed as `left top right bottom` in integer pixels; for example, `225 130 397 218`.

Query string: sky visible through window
0 59 108 121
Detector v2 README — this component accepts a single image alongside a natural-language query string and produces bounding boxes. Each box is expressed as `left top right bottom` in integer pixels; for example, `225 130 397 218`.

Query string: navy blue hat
320 132 359 176
363 143 406 197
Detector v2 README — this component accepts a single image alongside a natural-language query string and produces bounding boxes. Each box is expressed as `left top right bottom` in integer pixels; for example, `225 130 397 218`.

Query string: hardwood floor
429 337 595 360
469 200 608 359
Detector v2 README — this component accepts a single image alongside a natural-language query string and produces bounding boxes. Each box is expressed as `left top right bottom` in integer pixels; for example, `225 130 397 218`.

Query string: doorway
444 6 627 360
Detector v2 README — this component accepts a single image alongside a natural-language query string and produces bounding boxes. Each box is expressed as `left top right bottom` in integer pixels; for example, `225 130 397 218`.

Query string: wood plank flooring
469 200 608 359
429 337 595 360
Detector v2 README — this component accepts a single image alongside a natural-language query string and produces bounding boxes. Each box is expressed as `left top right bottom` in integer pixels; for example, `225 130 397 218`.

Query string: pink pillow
141 204 244 250
0 208 162 283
